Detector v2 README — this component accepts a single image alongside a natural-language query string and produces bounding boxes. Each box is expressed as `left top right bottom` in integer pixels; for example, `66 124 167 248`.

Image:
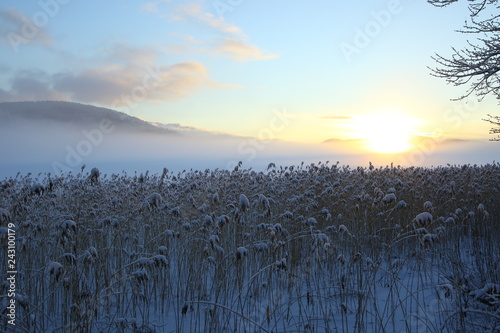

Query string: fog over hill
0 101 497 179
0 101 331 177
0 101 177 135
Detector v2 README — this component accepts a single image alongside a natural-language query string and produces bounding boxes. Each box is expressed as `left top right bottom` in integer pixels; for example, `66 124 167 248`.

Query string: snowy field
1 162 499 332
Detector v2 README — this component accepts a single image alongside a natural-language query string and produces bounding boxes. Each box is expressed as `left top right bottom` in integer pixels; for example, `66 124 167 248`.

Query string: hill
0 101 177 135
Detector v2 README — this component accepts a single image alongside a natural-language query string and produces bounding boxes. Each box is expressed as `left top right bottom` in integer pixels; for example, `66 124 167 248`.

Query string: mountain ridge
0 101 178 136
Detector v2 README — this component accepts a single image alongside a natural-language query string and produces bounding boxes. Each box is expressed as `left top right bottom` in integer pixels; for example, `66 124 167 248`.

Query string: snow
45 261 64 280
0 208 10 224
59 219 76 231
382 192 397 204
239 194 250 212
0 163 499 332
413 212 433 226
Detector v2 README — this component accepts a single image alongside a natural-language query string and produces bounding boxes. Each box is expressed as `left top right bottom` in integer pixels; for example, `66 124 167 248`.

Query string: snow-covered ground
1 163 499 332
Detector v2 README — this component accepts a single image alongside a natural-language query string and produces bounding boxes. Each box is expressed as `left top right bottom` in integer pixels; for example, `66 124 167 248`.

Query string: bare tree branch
428 0 500 140
428 0 494 16
483 114 500 140
427 0 460 8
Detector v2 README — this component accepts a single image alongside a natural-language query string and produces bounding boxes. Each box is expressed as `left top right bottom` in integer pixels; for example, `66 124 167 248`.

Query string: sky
0 0 499 174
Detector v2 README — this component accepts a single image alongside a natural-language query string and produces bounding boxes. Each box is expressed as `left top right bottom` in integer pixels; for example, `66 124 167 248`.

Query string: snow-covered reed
0 162 499 332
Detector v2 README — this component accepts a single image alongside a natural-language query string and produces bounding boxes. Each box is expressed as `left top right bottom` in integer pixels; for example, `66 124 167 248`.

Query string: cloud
142 2 160 13
168 34 278 61
322 138 364 144
141 0 172 13
0 88 12 101
52 68 129 105
0 44 238 105
0 7 53 51
212 38 278 61
409 135 473 148
320 116 353 120
57 60 237 105
165 2 277 61
11 71 59 100
151 121 244 139
147 61 238 102
0 69 65 102
170 2 242 35
101 43 158 68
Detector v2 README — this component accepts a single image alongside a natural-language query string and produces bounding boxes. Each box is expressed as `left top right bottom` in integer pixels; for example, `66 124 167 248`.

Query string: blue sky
0 0 498 160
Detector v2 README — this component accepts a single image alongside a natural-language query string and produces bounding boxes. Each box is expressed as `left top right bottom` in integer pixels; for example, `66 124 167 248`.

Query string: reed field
1 162 499 332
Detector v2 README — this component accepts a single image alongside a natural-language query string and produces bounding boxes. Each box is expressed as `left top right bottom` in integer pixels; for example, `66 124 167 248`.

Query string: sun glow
354 111 418 154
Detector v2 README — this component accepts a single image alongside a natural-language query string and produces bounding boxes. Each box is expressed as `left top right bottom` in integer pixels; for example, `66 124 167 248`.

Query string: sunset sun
354 111 418 154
